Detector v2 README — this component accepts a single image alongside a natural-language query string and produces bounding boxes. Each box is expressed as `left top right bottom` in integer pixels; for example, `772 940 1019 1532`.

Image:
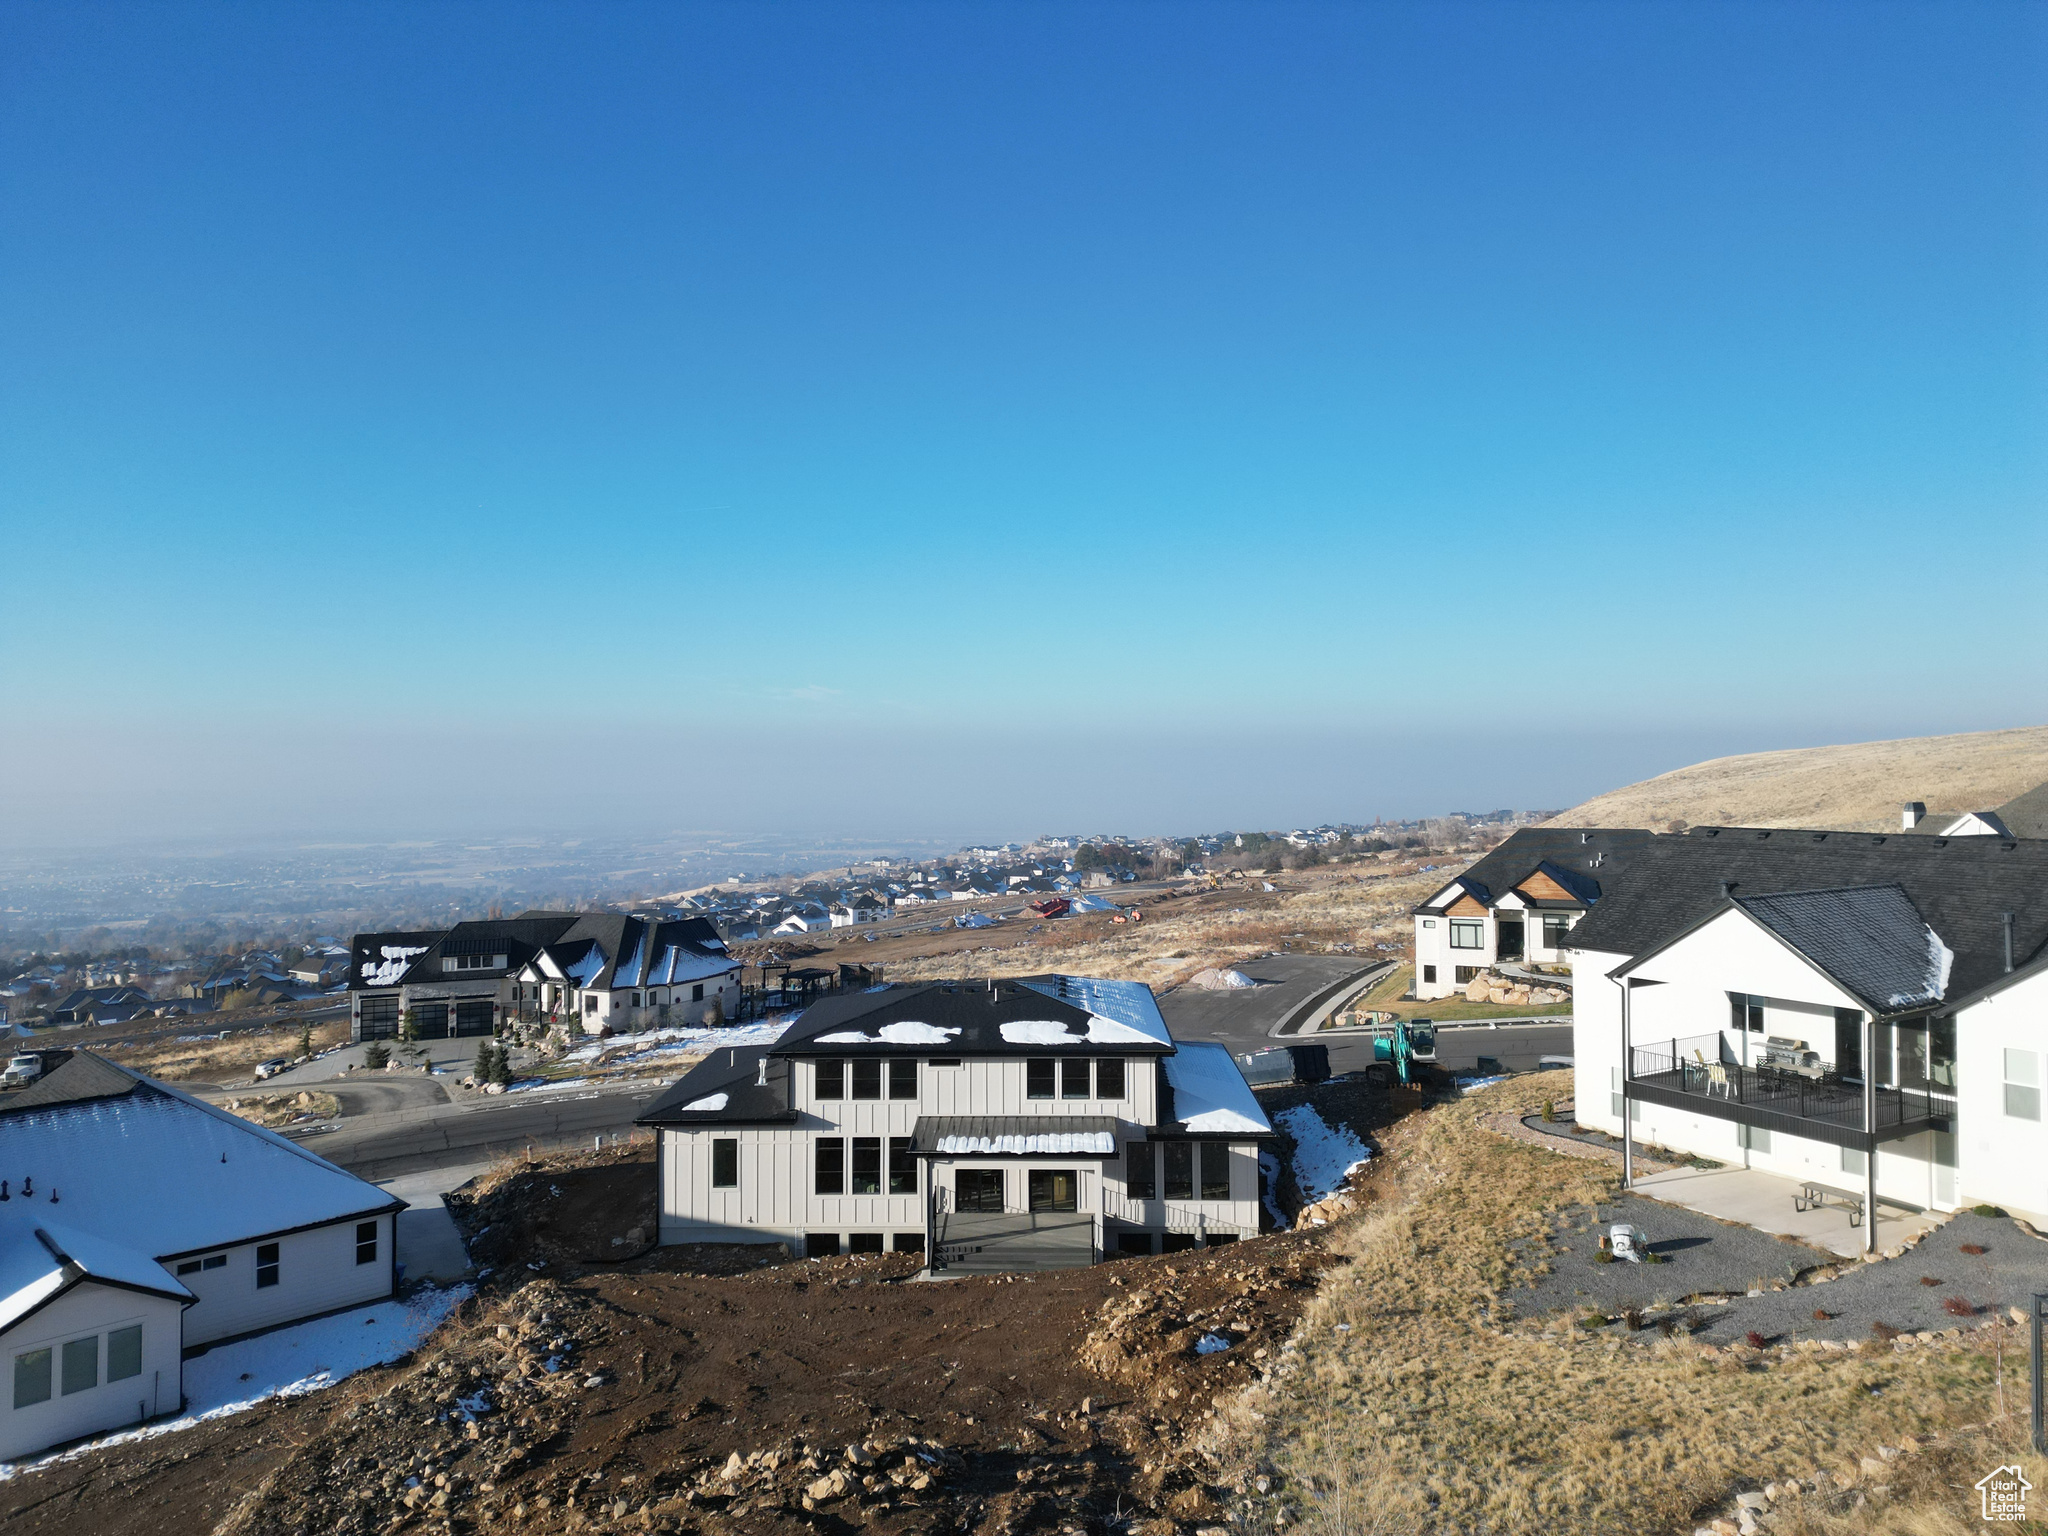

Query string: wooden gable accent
1446 894 1489 917
1515 869 1579 904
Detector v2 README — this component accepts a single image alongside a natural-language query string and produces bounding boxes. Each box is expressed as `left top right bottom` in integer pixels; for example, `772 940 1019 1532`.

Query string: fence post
2033 1291 2046 1454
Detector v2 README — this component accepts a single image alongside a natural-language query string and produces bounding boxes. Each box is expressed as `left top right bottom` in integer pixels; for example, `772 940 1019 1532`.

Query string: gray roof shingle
1732 884 1950 1013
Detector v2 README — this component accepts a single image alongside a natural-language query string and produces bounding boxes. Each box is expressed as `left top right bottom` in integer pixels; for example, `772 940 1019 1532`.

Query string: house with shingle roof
1566 825 2048 1246
637 975 1272 1272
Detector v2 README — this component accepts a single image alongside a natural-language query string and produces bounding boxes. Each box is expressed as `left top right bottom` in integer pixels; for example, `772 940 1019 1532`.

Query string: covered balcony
1626 1031 1953 1148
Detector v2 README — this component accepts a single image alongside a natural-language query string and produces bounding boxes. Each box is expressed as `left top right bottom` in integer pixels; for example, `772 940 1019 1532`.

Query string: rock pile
1462 972 1567 1007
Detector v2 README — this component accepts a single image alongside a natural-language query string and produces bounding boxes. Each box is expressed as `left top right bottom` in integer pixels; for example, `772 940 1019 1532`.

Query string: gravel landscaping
1508 1204 2048 1346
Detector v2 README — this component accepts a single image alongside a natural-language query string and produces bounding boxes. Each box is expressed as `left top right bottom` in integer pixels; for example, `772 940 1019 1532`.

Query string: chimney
756 1054 768 1087
2004 912 2015 974
1902 802 1926 831
1720 880 1735 898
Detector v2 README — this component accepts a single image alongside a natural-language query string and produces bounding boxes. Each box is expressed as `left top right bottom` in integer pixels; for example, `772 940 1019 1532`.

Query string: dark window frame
1095 1057 1125 1100
60 1335 97 1396
1028 1169 1079 1212
1061 1057 1090 1099
256 1243 280 1288
1125 1142 1156 1200
107 1324 142 1383
1200 1142 1231 1200
888 1136 916 1195
888 1058 917 1099
816 1059 845 1099
712 1137 739 1189
815 1138 845 1195
955 1168 1004 1212
850 1059 883 1100
355 1221 378 1265
1163 1141 1194 1201
1026 1059 1055 1099
851 1136 882 1195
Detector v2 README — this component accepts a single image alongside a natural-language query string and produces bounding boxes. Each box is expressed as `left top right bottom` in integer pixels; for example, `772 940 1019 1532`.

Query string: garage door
454 999 495 1036
411 1003 449 1038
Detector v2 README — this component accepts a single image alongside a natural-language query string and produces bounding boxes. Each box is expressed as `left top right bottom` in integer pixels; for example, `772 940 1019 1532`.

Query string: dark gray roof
636 1047 796 1127
1731 884 1948 1013
773 977 1172 1056
0 1052 141 1116
1413 827 1652 913
1996 780 2048 840
1567 826 2048 1005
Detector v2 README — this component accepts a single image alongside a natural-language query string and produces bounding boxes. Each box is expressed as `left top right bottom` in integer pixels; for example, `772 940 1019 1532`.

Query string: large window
1062 1058 1090 1099
816 1059 845 1099
1095 1058 1125 1100
712 1138 739 1189
1026 1060 1055 1099
1125 1142 1155 1199
955 1169 1004 1212
1448 919 1483 950
1834 1009 1863 1079
256 1244 279 1288
2005 1049 2040 1122
851 1060 882 1100
851 1137 882 1194
888 1137 916 1195
107 1325 142 1383
1730 994 1764 1034
1163 1142 1194 1201
356 1222 378 1265
13 1348 50 1409
1200 1143 1231 1200
1028 1170 1078 1212
815 1138 845 1195
889 1059 917 1100
61 1336 97 1396
1541 914 1572 951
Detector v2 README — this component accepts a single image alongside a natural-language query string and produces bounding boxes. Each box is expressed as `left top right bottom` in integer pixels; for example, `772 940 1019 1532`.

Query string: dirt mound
449 1144 665 1269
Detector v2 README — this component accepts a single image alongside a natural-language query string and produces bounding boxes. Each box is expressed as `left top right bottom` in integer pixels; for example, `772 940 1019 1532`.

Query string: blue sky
2 2 2043 845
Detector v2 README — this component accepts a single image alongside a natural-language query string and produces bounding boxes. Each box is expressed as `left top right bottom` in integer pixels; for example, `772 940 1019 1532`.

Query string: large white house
1411 828 1652 1000
1566 827 2048 1247
350 911 740 1042
638 975 1273 1271
0 1052 403 1460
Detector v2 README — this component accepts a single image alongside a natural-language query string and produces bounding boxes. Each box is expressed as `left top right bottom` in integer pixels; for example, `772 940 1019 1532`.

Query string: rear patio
1630 1162 1944 1258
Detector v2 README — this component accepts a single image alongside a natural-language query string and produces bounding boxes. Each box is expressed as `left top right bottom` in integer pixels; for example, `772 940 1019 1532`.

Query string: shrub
1919 1275 1942 1287
1594 1249 1615 1264
1541 1099 1555 1123
1576 1314 1608 1330
1972 1204 2005 1218
1744 1331 1767 1350
363 1042 391 1070
1623 1307 1645 1332
1812 1309 1833 1321
1943 1296 1976 1318
1959 1243 1987 1256
1871 1321 1900 1342
1644 1251 1668 1265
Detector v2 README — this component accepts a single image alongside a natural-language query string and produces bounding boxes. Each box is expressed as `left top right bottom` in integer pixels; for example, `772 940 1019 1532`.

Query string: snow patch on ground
1274 1104 1371 1203
0 1286 468 1480
507 1077 593 1094
1259 1150 1286 1228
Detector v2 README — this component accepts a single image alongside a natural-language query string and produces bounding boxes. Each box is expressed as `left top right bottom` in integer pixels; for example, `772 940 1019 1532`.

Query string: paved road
1157 953 1574 1076
297 1084 664 1181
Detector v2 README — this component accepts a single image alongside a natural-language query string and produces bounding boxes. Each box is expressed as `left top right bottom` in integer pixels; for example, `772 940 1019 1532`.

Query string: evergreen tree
297 1023 313 1059
475 1039 495 1080
364 1042 391 1070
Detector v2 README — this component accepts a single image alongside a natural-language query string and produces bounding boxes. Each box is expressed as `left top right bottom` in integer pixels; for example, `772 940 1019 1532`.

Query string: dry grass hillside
1550 724 2048 833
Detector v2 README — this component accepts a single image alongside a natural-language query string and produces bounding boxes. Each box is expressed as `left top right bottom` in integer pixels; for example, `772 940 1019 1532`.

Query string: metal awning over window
909 1116 1119 1158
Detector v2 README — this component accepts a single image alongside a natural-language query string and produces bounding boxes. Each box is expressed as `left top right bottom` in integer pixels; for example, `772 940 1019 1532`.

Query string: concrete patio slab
378 1162 490 1285
1630 1163 1944 1258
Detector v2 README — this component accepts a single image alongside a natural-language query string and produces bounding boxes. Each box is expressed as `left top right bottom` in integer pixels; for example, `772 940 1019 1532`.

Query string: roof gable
1733 884 1952 1014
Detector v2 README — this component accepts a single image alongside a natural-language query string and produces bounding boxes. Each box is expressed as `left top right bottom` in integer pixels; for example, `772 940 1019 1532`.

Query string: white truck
2 1055 45 1088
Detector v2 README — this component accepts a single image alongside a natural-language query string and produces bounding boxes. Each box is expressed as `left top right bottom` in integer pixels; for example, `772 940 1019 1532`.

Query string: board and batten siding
1100 1141 1263 1236
172 1212 395 1347
795 1056 1155 1122
0 1282 185 1461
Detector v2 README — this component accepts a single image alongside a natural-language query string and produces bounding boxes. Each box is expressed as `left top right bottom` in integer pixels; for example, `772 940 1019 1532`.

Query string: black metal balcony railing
1629 1033 1953 1137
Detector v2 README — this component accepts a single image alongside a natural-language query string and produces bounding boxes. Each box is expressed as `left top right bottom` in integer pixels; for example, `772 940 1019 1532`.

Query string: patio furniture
1793 1180 1864 1227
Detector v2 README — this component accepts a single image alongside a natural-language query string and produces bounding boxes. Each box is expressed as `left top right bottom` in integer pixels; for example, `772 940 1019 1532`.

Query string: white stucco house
638 975 1273 1271
1411 828 1652 1000
1567 826 2048 1247
0 1051 402 1460
351 912 740 1041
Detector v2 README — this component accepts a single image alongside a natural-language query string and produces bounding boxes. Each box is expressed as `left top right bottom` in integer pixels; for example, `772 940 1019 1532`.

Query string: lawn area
1214 1071 2041 1536
1341 962 1572 1022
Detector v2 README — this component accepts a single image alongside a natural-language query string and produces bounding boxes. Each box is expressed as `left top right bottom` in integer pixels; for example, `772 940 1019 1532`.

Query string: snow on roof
0 1221 194 1335
680 1092 729 1112
645 946 735 986
360 946 427 987
564 945 607 986
1163 1042 1272 1135
1017 976 1172 1047
0 1068 401 1264
814 1023 961 1046
613 929 649 989
934 1129 1116 1155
